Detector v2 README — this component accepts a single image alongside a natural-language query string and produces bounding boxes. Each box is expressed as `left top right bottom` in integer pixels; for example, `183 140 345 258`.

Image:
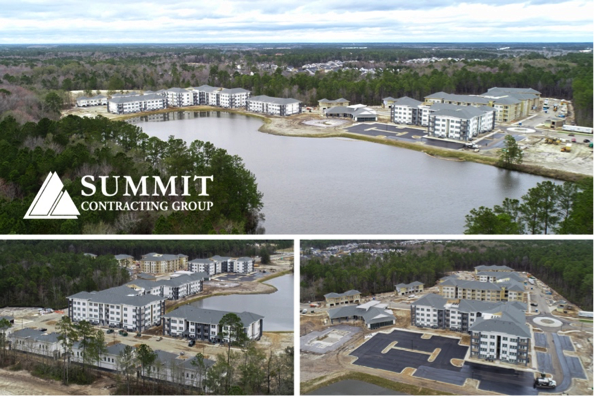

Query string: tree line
300 240 593 311
1 46 592 127
0 115 264 234
464 178 593 235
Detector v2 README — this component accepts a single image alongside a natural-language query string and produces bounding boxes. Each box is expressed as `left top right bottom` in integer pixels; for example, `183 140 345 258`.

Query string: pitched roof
248 95 300 105
11 328 60 343
164 305 263 326
413 293 447 309
220 88 250 94
324 290 361 299
393 96 422 107
319 98 349 103
426 92 491 105
328 302 395 326
475 265 514 271
141 253 188 262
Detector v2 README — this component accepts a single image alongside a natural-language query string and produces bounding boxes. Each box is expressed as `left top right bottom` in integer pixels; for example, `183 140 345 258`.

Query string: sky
0 0 592 44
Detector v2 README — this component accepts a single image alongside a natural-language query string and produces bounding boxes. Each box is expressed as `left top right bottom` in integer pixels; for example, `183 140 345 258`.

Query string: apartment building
411 294 527 330
324 290 361 307
475 265 514 273
328 301 396 330
427 103 496 141
145 349 216 386
107 93 166 114
162 306 263 342
76 94 107 107
382 96 398 108
114 254 134 267
325 105 378 122
218 88 251 108
395 281 424 296
469 305 531 365
141 253 188 274
231 257 254 273
166 88 194 107
125 271 207 300
481 87 540 123
9 329 62 358
188 258 216 276
391 96 423 124
67 285 166 332
191 85 221 105
247 95 301 116
318 98 350 114
210 255 231 273
477 271 524 284
71 342 131 371
439 278 527 303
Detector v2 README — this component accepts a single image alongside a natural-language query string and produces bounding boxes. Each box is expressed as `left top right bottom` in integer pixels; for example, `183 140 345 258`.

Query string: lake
133 111 555 234
191 273 294 331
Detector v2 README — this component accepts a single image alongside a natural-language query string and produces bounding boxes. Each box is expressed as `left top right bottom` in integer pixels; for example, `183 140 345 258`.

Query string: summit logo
24 172 80 219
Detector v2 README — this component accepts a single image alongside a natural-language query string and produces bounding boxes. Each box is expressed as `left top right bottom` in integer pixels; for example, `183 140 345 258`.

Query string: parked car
584 139 591 143
530 303 538 307
188 340 195 347
106 329 115 334
39 328 47 332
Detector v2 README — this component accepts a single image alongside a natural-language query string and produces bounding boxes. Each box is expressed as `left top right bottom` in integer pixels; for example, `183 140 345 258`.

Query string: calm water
133 111 555 234
191 273 293 331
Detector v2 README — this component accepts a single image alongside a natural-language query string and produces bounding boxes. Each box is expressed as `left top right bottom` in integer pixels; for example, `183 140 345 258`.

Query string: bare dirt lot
0 368 115 395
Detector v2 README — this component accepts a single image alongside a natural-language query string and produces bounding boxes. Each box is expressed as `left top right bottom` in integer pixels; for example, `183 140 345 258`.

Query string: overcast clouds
0 0 592 44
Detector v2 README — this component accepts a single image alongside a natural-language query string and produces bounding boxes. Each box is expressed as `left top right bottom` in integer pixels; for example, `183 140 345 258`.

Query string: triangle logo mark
24 172 80 219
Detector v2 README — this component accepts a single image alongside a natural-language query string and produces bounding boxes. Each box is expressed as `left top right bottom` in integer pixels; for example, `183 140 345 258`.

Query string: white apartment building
77 95 107 107
427 103 495 141
68 285 166 332
140 253 188 274
230 257 254 273
218 88 251 108
188 258 216 276
166 88 194 107
391 96 423 124
9 329 62 358
107 93 166 114
191 85 222 105
247 95 301 116
162 306 263 342
125 271 207 300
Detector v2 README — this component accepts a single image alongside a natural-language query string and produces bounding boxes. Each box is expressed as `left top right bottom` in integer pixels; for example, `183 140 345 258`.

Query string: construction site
300 270 593 395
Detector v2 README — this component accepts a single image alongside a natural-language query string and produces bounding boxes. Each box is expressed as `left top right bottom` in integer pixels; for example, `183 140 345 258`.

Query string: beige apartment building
324 290 362 307
140 253 188 274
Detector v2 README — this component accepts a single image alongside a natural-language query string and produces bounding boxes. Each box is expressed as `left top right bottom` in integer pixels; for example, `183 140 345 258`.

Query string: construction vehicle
553 106 558 112
545 138 561 145
534 373 556 389
561 144 572 152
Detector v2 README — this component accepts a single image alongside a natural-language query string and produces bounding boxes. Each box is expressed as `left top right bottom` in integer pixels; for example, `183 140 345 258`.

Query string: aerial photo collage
0 1 592 395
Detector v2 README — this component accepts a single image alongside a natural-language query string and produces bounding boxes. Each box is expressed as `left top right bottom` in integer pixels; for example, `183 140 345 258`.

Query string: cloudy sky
1 0 592 44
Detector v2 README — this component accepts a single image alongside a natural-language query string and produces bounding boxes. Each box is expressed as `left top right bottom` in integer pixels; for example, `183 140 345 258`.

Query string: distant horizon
1 41 592 46
1 0 591 44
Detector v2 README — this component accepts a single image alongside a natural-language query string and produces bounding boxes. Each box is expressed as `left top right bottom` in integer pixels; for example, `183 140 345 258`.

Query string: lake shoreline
113 107 589 183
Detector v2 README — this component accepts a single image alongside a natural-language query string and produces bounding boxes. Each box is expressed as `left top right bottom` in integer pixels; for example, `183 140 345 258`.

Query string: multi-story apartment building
230 257 254 273
71 342 131 371
141 253 188 274
318 98 350 114
67 285 166 332
218 88 251 108
188 258 216 276
247 95 301 116
324 290 362 307
9 329 62 358
411 294 530 365
391 96 423 124
475 265 514 273
328 300 396 330
125 272 207 300
107 94 166 114
145 349 216 386
191 85 221 105
395 281 424 296
166 88 194 107
427 104 496 141
476 271 524 284
188 255 255 275
76 94 107 107
162 306 263 342
439 278 527 303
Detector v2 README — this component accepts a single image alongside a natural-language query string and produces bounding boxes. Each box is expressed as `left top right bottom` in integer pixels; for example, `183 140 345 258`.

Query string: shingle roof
328 302 395 326
475 265 514 271
319 98 349 103
413 293 447 309
426 92 491 105
164 305 263 326
141 253 188 262
11 328 60 343
393 96 422 107
108 94 164 104
220 88 250 94
248 95 300 105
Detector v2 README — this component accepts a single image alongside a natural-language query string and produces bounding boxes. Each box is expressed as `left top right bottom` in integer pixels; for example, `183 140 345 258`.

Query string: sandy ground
0 368 115 395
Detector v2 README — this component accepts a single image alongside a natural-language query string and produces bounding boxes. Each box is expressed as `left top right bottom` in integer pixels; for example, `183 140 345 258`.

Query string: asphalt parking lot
557 335 574 351
534 333 548 347
344 123 424 142
350 330 537 395
537 352 555 374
